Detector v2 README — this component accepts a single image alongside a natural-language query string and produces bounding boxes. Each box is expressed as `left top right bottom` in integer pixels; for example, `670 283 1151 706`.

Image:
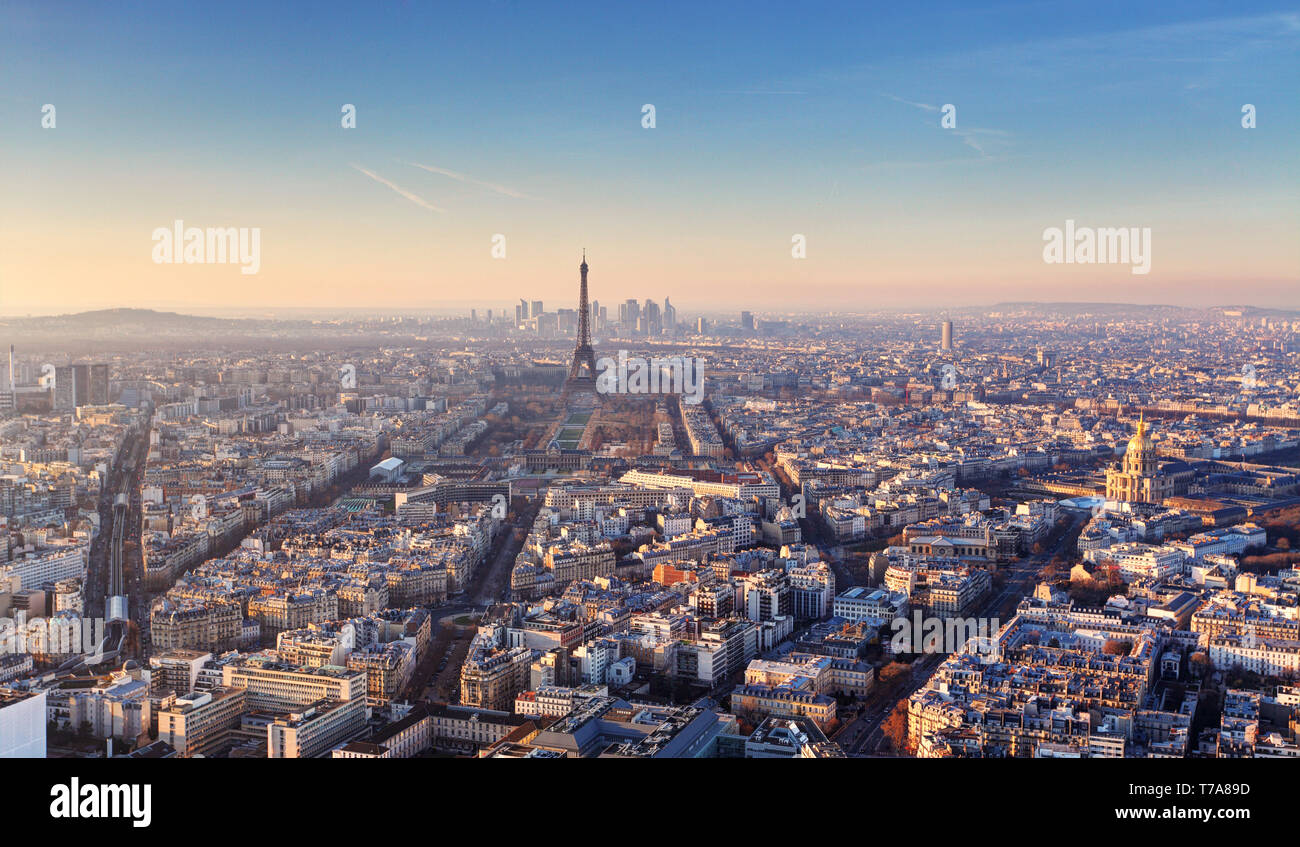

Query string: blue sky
1 1 1297 314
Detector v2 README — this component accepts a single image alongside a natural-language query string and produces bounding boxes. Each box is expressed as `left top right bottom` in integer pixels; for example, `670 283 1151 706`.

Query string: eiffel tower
565 250 598 394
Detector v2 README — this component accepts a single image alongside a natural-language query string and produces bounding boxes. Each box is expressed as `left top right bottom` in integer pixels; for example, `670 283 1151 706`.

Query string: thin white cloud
882 93 1011 158
882 93 940 112
858 154 1018 170
402 161 530 199
350 164 443 212
954 127 1011 157
703 89 807 95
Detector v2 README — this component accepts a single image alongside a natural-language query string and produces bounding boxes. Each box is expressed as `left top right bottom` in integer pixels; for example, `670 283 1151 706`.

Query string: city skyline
2 0 1298 314
7 302 1300 768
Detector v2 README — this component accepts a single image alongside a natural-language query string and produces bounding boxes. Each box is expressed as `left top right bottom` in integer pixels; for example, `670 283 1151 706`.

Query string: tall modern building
643 299 661 335
54 365 86 411
4 345 13 411
741 311 755 331
941 320 953 352
52 363 108 411
90 363 109 405
53 365 74 411
620 298 640 330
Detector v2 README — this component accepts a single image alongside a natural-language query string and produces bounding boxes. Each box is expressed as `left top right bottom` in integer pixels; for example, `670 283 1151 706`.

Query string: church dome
1126 417 1153 457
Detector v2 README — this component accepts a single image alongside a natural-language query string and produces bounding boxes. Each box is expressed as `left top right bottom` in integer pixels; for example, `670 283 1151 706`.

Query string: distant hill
977 302 1298 318
0 308 340 354
2 307 249 330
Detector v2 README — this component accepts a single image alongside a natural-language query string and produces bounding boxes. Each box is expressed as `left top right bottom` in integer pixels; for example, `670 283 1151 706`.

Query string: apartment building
333 703 432 759
730 683 837 731
347 641 416 706
2 541 85 589
460 642 533 711
268 698 368 758
222 655 366 712
151 598 243 654
157 687 247 757
247 589 339 645
833 586 908 624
